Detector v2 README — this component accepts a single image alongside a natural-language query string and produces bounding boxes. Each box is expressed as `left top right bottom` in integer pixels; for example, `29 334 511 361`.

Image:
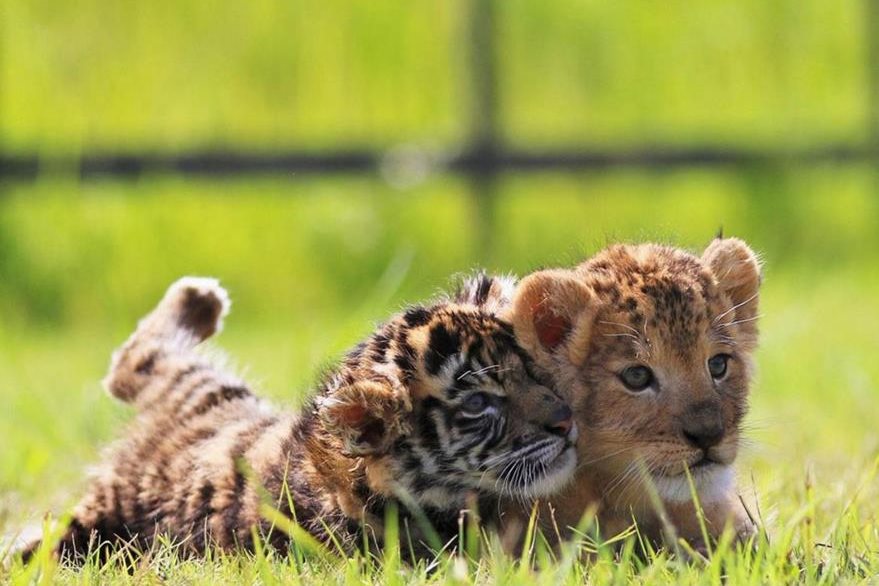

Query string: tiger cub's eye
461 392 490 413
619 365 654 392
708 354 730 379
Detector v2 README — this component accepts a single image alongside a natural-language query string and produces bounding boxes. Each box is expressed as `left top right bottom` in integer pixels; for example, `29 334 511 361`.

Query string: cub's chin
484 438 578 500
650 463 735 505
526 442 578 498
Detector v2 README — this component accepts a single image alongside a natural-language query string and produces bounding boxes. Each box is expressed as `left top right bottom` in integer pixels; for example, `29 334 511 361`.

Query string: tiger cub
26 277 577 562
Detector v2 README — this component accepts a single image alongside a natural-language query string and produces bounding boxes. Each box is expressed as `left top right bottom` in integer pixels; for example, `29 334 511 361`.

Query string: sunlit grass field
1 170 878 583
2 0 879 581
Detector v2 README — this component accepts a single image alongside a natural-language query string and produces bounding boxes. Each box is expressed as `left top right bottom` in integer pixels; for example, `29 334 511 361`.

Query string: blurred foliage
0 0 868 152
0 166 877 331
498 0 866 147
1 0 467 152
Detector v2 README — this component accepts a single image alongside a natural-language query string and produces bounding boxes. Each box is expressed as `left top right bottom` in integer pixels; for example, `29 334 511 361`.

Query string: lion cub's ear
318 381 412 456
702 237 762 346
504 269 593 365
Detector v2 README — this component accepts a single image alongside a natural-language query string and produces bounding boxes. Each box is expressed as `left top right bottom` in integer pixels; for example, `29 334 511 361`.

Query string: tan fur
502 238 761 551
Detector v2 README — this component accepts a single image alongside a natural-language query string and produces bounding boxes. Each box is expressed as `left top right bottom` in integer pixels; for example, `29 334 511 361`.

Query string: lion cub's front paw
161 276 231 342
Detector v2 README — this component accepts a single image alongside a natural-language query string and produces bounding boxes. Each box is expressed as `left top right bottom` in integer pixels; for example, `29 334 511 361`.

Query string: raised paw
159 276 231 343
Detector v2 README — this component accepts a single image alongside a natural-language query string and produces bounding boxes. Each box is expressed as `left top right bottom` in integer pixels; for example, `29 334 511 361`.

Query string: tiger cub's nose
545 404 574 437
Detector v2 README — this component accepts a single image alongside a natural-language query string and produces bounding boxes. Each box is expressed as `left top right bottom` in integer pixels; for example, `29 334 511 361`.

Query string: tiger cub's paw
160 276 231 342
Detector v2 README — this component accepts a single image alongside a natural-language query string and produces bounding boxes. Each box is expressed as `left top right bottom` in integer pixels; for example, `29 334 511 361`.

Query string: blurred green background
0 0 877 547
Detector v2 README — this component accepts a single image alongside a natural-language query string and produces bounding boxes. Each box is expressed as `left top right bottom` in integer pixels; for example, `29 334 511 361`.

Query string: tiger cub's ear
318 381 412 456
504 269 594 366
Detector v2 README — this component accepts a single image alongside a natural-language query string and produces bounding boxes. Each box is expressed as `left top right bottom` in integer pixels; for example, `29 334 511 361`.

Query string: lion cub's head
505 238 761 507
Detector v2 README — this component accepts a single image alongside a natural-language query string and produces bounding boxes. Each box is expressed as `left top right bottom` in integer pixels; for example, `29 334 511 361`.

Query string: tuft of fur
451 271 518 314
22 276 577 564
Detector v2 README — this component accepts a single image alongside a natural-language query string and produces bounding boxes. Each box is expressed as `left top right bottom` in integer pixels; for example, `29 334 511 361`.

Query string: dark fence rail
0 144 876 183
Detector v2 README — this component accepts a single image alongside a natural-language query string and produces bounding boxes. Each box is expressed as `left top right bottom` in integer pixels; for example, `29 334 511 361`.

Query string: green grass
1 171 878 583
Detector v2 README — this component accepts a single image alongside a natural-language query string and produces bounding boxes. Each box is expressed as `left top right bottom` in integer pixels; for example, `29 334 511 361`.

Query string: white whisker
576 446 635 470
718 314 763 328
598 320 642 336
601 333 641 341
713 291 759 324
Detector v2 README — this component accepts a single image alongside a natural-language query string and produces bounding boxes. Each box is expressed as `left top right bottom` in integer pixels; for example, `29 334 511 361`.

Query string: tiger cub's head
319 304 578 509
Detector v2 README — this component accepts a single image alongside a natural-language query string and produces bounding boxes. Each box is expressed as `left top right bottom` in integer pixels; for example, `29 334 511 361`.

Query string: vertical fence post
0 27 7 199
868 0 879 158
467 0 500 261
0 22 4 189
867 0 879 223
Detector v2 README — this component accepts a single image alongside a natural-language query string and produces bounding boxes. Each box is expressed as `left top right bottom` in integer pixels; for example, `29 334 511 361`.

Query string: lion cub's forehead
581 244 729 352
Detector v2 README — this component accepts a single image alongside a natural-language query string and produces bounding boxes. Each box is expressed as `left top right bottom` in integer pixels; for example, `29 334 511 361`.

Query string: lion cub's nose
545 404 574 437
682 420 724 451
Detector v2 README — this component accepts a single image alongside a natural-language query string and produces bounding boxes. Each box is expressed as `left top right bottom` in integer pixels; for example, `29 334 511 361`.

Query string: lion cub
499 238 761 550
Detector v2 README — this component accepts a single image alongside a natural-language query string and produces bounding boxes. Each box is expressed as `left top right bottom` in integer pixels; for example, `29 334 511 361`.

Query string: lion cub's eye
461 392 490 413
619 365 654 392
708 354 730 379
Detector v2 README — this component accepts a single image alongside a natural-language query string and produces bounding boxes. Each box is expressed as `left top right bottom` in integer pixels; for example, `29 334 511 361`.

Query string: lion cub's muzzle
678 399 730 466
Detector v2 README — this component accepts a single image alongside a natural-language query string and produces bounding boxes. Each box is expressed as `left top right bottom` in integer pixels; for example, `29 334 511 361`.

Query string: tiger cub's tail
103 277 230 405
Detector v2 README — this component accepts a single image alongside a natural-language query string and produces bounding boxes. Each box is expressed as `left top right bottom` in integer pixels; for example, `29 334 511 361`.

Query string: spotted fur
24 277 577 563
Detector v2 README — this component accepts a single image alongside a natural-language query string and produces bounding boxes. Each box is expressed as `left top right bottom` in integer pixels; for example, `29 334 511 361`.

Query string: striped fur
25 277 577 563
